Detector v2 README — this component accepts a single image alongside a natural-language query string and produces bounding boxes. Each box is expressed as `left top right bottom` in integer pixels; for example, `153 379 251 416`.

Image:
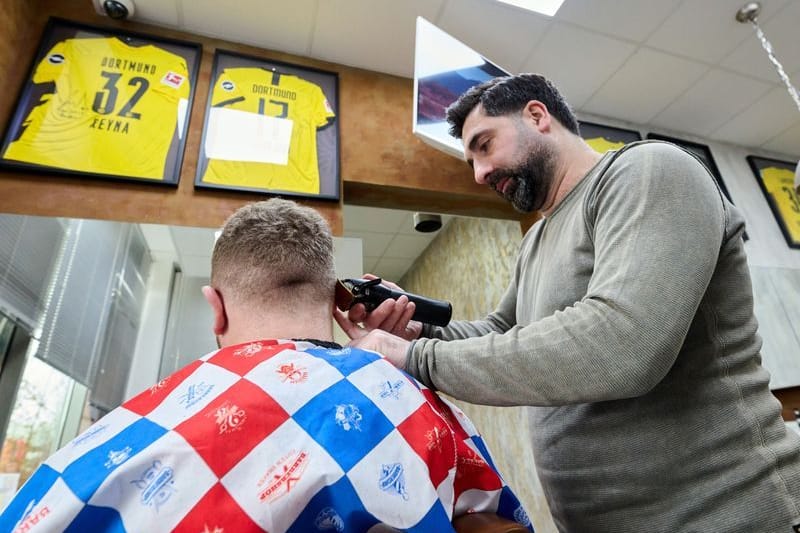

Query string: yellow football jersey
3 37 190 180
200 68 335 194
761 166 800 243
584 137 626 153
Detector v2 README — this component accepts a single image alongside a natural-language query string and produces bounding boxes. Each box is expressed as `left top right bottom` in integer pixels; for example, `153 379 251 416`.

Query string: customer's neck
221 302 334 347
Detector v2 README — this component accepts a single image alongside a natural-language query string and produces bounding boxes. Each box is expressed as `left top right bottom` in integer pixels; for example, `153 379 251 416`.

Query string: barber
335 73 800 533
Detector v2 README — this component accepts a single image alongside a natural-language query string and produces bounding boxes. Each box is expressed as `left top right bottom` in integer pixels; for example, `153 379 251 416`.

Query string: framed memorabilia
195 50 340 201
0 17 201 186
746 155 800 249
578 121 641 153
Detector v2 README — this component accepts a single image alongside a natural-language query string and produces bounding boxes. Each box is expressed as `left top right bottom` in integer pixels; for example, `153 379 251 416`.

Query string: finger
347 303 368 323
333 308 366 339
362 298 398 330
373 295 406 333
394 300 416 336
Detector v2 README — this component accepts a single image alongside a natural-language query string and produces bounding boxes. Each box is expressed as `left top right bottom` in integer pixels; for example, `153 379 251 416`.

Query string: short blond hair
211 199 335 308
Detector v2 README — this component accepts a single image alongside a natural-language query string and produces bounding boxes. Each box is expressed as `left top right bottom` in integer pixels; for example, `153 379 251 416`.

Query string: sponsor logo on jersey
221 80 235 92
104 446 133 469
425 426 445 453
334 404 362 432
233 342 263 358
12 499 50 533
277 363 308 384
150 376 170 395
379 463 409 500
379 379 404 400
458 448 487 469
71 423 108 447
179 381 214 409
47 53 64 65
161 71 185 89
314 507 344 531
257 450 310 502
211 402 246 434
201 525 224 533
131 460 176 511
513 506 531 527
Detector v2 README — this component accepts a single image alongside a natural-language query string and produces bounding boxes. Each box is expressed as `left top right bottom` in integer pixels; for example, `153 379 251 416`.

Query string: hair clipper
335 278 452 327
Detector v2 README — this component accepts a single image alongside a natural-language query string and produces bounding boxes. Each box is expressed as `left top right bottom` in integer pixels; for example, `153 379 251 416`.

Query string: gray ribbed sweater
408 142 800 532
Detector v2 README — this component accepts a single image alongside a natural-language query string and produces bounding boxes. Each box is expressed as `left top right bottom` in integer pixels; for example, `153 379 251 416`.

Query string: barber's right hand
345 274 423 341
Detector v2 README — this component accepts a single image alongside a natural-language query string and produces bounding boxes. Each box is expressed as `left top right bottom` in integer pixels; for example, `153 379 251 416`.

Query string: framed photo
0 17 201 186
195 50 340 201
746 155 800 249
579 121 641 153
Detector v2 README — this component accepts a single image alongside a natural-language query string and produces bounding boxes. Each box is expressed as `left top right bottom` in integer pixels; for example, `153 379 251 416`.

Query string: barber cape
0 339 532 532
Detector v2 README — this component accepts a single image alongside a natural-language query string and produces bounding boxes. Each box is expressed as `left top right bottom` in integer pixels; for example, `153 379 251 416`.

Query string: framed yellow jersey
747 155 800 249
579 121 641 154
0 18 201 185
195 51 340 201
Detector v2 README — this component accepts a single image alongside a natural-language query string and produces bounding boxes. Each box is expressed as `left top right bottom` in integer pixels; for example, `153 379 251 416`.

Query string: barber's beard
487 141 557 213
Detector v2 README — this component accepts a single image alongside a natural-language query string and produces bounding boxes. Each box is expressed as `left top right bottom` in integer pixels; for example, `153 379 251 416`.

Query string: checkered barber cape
0 340 533 533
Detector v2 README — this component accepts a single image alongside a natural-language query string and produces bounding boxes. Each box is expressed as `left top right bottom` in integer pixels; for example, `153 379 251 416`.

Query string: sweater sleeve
407 143 726 406
420 275 519 341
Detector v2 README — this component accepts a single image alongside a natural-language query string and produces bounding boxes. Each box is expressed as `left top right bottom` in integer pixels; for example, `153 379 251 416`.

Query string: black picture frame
0 17 201 186
746 155 800 249
579 121 641 153
648 133 749 241
194 50 340 201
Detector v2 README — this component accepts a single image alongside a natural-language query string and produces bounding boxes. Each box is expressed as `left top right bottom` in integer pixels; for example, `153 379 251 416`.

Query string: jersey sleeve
312 84 335 127
32 40 70 85
151 50 191 102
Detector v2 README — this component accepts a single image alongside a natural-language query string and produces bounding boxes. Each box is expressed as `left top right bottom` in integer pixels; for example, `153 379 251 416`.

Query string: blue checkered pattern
0 340 533 532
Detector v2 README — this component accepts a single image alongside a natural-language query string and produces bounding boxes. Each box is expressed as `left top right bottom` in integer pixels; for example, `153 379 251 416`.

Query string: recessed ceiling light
495 0 565 16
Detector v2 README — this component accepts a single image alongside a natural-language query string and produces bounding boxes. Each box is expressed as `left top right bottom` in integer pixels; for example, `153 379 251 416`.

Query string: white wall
123 253 176 400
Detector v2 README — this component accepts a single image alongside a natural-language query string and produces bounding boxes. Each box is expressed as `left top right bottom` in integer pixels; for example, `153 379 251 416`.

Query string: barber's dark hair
446 73 579 139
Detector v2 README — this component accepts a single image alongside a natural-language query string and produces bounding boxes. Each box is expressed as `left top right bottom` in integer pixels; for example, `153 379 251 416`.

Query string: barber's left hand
334 310 410 369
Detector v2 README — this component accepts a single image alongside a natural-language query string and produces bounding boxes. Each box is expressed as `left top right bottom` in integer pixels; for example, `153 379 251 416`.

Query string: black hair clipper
335 278 452 327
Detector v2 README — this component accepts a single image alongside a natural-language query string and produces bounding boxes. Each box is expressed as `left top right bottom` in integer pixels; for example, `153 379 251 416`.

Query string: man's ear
524 100 551 132
202 285 227 335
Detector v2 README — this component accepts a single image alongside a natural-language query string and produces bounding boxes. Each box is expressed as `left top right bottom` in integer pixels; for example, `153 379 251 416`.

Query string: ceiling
120 0 800 156
124 0 800 281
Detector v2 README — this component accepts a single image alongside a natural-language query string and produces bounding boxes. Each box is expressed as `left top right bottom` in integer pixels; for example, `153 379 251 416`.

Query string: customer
0 199 531 533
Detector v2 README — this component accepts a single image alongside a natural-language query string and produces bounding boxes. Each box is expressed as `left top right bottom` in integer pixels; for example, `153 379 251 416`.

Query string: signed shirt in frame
200 68 335 195
4 37 190 180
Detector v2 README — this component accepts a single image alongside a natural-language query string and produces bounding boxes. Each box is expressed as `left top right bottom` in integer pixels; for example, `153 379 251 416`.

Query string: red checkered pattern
0 340 532 533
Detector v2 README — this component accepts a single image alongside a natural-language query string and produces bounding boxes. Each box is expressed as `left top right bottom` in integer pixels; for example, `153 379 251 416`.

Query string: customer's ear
202 285 228 335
